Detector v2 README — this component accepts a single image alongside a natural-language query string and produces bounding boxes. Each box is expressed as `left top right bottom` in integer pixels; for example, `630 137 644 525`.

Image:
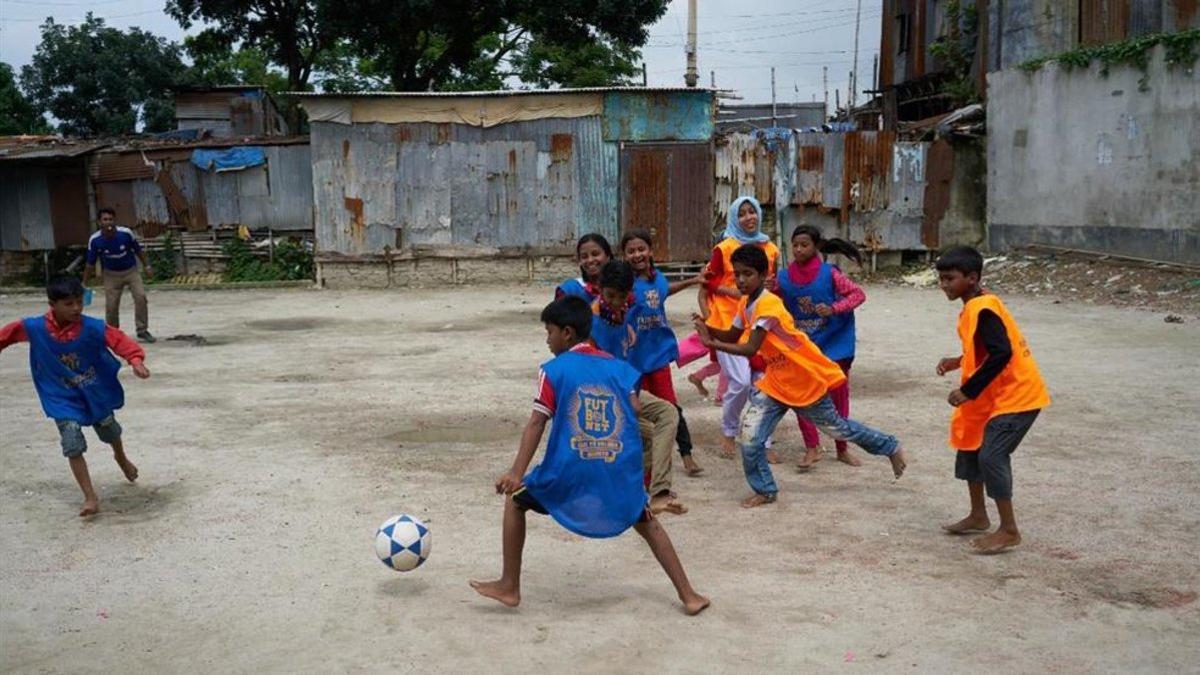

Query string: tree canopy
19 14 186 136
0 62 50 135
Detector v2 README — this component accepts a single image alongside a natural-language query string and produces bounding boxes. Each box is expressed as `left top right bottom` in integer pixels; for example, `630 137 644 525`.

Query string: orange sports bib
950 294 1050 450
707 238 780 330
738 292 846 408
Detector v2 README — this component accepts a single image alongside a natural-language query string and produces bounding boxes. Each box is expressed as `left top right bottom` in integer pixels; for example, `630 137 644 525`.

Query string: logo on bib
570 387 624 462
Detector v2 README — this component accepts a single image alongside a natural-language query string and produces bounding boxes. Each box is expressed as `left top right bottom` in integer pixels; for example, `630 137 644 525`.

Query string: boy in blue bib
0 277 151 516
470 296 708 615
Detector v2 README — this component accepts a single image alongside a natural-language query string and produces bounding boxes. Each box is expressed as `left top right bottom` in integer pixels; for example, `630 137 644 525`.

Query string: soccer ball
374 514 432 572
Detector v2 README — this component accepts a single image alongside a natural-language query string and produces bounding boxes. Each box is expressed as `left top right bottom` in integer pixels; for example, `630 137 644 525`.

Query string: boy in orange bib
935 247 1050 553
695 246 907 508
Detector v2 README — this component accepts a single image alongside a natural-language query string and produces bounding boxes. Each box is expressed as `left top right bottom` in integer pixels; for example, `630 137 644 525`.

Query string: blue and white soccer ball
374 514 432 572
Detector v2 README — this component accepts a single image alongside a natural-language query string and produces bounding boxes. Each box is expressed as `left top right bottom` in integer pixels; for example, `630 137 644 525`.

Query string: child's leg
795 413 823 469
56 420 99 516
717 352 752 456
95 416 137 482
639 395 685 512
970 411 1039 553
470 497 527 606
943 476 991 534
675 409 703 476
632 515 709 615
737 389 789 506
831 359 858 463
794 395 907 478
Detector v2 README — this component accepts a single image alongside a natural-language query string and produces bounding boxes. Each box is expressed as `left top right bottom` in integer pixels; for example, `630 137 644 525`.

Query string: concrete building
876 0 1199 125
294 87 716 288
988 45 1200 264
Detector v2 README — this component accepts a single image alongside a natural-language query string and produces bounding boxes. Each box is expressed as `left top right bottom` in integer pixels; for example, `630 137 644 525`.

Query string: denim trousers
738 388 899 496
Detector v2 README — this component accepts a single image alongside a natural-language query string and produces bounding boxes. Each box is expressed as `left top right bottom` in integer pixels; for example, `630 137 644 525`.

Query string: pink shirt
785 257 866 314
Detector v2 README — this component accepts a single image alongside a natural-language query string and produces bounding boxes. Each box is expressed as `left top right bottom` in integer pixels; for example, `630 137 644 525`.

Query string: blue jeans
738 389 900 496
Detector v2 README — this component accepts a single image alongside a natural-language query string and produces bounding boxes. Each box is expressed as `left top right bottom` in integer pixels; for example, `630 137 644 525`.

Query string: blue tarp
190 146 266 172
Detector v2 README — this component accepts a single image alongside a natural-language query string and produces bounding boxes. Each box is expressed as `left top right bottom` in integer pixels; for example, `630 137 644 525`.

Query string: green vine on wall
929 1 981 105
1019 29 1200 82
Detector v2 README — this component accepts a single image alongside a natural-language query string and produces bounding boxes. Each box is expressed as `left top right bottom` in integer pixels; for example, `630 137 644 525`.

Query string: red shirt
0 312 145 365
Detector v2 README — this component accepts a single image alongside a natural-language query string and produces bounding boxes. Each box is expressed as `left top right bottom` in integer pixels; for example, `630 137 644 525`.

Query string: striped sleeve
532 368 555 418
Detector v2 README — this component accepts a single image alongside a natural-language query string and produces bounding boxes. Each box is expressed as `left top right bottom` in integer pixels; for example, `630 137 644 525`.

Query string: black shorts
955 410 1040 500
511 488 652 523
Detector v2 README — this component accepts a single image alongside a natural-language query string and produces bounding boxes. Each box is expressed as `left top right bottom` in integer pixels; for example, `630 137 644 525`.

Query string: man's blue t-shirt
86 227 142 272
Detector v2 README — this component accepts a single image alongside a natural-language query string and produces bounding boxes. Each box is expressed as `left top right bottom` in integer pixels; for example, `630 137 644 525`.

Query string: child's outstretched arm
104 325 150 379
694 319 765 358
0 319 28 354
495 412 549 495
666 274 704 297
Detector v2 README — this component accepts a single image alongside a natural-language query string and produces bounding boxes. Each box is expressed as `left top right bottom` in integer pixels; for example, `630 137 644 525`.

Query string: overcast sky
0 0 882 107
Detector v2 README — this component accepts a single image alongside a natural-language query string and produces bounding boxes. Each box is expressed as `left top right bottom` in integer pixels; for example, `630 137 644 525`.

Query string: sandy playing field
1 283 1197 672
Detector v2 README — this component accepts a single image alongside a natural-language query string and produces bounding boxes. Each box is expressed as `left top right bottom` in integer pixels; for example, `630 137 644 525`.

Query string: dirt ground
1 283 1197 673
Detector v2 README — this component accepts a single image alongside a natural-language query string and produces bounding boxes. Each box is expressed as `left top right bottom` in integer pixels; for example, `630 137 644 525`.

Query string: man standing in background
81 208 156 343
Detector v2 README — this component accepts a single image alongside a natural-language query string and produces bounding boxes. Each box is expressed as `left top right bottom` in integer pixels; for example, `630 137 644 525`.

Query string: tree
185 30 290 93
166 0 328 94
318 0 667 91
20 15 186 136
0 62 50 135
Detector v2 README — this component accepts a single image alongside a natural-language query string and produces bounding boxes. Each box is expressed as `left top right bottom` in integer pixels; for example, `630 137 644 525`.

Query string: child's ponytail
790 225 863 266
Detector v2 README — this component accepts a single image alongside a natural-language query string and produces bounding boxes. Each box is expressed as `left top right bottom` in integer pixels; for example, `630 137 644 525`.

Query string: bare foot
115 455 138 482
682 594 711 616
836 450 861 467
682 455 704 476
79 500 99 517
740 493 777 509
889 447 908 479
969 530 1022 554
719 436 736 459
687 374 709 398
469 579 520 607
796 447 822 471
765 449 782 464
650 494 688 515
942 515 991 534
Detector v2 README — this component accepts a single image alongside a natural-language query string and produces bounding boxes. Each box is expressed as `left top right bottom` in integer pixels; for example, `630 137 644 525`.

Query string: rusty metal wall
0 165 54 250
312 117 619 255
619 142 713 262
714 133 772 231
95 144 313 234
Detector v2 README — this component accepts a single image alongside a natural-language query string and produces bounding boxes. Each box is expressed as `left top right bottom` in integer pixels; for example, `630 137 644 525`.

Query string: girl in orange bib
703 196 783 459
696 245 907 508
935 247 1049 553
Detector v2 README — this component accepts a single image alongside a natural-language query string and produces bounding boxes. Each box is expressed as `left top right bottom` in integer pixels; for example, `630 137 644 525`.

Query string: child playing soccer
935 246 1050 553
0 276 150 516
555 233 613 303
704 197 783 459
590 261 690 512
777 225 868 470
620 230 705 477
695 246 907 508
469 296 709 614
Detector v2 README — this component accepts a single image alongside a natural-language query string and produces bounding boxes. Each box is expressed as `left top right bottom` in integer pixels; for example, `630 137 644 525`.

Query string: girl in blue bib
619 230 706 477
776 225 867 469
555 233 613 303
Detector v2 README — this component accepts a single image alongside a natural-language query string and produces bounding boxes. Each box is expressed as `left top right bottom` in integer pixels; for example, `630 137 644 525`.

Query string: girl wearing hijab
703 196 783 459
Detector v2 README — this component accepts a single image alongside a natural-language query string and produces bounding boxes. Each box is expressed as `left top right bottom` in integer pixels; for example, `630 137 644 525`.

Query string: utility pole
872 54 879 91
851 0 862 108
642 62 647 87
847 71 853 115
685 0 698 87
835 89 840 118
770 66 777 127
710 70 715 89
823 66 829 119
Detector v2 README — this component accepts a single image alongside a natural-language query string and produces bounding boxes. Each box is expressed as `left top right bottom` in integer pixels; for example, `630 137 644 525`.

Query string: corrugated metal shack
0 137 106 252
90 137 313 240
295 87 715 288
173 85 289 138
714 126 985 264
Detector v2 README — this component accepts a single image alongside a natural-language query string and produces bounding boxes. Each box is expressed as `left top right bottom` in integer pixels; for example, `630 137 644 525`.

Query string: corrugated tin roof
0 137 110 160
288 86 715 98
